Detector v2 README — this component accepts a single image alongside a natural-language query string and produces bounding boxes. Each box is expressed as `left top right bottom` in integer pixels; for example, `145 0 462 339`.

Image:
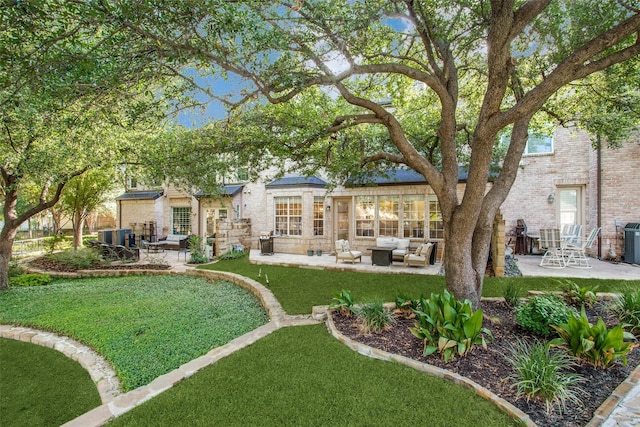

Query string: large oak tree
90 0 639 307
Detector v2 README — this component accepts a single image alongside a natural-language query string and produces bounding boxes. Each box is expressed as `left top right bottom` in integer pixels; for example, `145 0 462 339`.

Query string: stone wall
491 212 506 277
215 219 252 256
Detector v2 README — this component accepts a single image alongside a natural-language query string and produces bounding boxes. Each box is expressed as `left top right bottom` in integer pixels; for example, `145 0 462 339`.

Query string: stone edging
322 308 537 427
0 325 121 404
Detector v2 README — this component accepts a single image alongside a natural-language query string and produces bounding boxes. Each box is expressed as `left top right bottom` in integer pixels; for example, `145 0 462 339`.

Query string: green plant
608 289 640 336
550 306 636 368
188 235 209 264
516 294 577 336
329 289 355 316
394 292 421 318
7 261 24 278
9 273 52 287
43 233 72 254
505 338 584 415
356 301 396 334
409 290 492 362
217 250 247 261
45 248 104 269
559 279 598 307
502 282 522 307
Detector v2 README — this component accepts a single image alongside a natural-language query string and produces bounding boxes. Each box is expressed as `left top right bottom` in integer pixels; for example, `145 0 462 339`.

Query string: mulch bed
331 300 640 427
27 257 171 272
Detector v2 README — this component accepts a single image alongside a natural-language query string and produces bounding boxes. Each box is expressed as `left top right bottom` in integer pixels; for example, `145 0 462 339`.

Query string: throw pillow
415 244 423 256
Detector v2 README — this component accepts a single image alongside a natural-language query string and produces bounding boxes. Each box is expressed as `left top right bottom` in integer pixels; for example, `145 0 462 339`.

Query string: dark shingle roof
116 191 163 200
194 185 244 197
266 176 327 188
346 166 486 186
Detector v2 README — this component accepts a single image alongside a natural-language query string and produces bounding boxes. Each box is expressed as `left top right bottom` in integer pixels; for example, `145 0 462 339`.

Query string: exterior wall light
547 194 555 203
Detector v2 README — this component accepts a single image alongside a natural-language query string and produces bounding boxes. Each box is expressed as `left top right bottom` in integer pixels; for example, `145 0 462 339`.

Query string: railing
12 238 46 255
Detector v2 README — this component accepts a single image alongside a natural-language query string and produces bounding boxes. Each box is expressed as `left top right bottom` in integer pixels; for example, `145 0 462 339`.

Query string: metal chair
565 227 600 268
539 228 566 268
178 237 190 261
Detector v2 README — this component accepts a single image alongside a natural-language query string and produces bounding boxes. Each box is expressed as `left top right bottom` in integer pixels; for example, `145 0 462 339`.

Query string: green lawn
110 324 518 427
0 275 269 391
200 256 640 314
0 338 101 427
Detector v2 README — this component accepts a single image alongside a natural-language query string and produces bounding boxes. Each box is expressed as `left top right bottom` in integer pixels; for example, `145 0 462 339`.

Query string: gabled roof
116 190 164 200
195 185 244 198
266 176 327 188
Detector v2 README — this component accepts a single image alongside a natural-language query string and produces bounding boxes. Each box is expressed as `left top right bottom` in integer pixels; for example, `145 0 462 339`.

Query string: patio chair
334 240 362 264
178 237 190 261
403 242 434 268
561 224 583 245
539 228 566 268
564 227 600 268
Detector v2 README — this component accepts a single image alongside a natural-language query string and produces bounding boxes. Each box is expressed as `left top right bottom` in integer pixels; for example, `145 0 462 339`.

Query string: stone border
323 307 537 427
7 268 640 426
0 325 121 403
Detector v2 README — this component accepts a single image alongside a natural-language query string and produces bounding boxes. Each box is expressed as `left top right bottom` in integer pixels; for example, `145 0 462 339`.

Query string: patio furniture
539 228 566 268
561 224 583 245
368 246 395 266
404 242 434 268
178 237 190 261
375 237 411 262
564 227 600 268
335 240 362 264
515 219 527 255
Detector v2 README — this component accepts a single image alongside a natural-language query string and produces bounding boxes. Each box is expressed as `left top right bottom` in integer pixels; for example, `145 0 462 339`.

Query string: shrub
394 292 421 317
608 289 640 336
188 235 209 264
559 279 598 307
516 294 577 336
502 282 522 307
550 306 636 368
8 261 24 278
505 338 584 415
45 248 104 269
356 301 396 334
409 290 492 362
9 273 53 287
44 233 72 253
329 289 355 317
217 250 247 261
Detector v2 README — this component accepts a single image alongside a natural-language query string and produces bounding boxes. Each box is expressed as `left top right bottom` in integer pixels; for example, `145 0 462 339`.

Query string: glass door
557 187 583 230
335 199 350 241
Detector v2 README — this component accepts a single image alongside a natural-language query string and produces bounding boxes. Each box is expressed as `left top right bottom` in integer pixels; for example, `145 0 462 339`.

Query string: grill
259 231 274 255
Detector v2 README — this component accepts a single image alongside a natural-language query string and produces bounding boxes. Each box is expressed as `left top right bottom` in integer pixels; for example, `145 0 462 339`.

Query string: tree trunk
0 228 17 290
72 214 85 250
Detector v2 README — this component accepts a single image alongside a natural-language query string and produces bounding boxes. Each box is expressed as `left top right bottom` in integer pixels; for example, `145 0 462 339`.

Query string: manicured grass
0 338 101 426
110 324 518 427
201 257 640 314
0 275 269 391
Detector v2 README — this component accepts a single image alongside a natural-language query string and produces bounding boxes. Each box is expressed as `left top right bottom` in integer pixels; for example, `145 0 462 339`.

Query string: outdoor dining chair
564 227 600 268
539 228 566 268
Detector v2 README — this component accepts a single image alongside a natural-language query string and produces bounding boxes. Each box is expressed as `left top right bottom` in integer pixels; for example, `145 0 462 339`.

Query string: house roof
265 176 327 188
115 190 164 200
194 185 244 197
346 166 491 187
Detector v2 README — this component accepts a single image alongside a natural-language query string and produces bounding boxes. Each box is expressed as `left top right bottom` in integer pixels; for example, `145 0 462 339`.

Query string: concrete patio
143 247 639 280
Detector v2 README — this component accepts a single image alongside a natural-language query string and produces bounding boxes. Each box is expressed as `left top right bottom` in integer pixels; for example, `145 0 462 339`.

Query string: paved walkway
4 248 639 426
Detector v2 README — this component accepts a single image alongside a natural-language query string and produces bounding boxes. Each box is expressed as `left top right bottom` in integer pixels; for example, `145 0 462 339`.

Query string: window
403 195 425 238
525 134 553 155
313 197 324 236
236 167 249 181
128 177 137 189
378 196 399 237
172 207 191 235
500 130 554 155
428 196 444 239
355 196 375 237
274 196 302 236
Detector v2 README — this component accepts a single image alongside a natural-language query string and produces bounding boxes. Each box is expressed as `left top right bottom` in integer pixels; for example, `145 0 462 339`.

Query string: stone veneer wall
215 219 252 256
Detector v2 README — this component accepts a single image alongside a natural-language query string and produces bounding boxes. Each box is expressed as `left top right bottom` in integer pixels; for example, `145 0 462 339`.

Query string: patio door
557 186 584 230
334 198 351 241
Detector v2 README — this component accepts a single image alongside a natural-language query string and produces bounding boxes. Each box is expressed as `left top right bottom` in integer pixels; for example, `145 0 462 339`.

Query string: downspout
118 200 122 229
597 135 602 260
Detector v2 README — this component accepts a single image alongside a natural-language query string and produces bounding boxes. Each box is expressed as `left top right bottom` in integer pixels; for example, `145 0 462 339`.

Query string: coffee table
367 246 396 266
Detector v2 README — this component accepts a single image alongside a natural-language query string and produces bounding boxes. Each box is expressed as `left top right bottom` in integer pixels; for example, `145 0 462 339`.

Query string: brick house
115 125 639 262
